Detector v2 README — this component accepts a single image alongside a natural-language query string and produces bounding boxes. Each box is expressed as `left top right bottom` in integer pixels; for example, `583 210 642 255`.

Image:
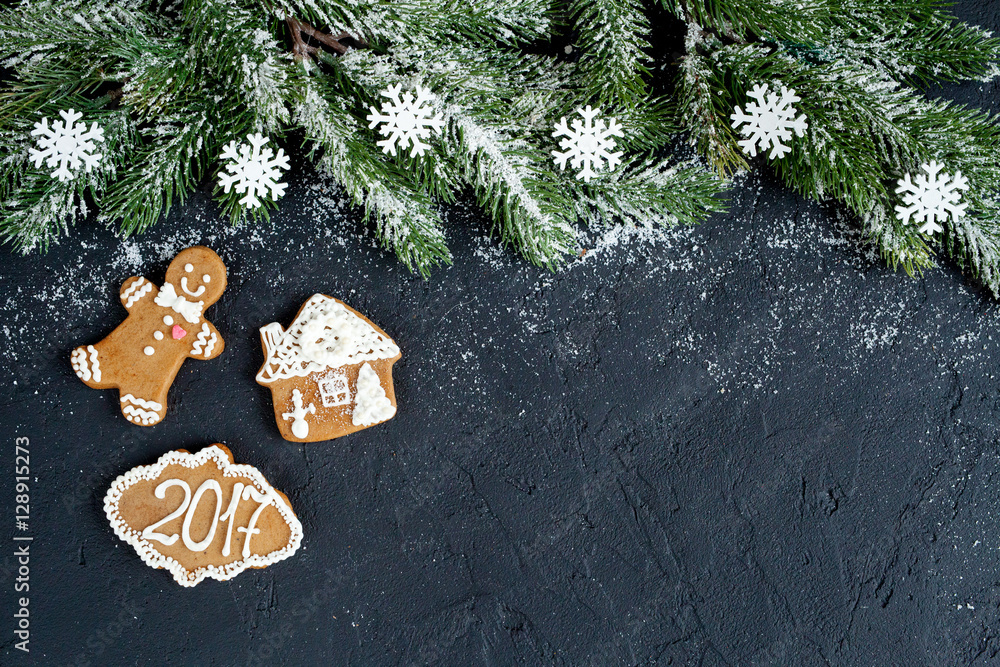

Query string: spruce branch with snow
0 0 723 276
657 0 1000 294
2 0 999 295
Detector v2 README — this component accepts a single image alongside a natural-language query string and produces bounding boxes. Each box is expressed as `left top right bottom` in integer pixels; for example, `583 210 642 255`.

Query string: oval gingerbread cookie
104 444 302 587
70 246 226 426
256 294 401 442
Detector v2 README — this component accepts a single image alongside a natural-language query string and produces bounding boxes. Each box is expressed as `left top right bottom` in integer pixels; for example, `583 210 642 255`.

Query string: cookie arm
120 276 157 310
189 321 224 360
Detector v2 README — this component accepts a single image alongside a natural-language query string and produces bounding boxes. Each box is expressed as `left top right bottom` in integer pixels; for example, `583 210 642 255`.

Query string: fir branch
820 1 1000 85
903 101 1000 295
453 113 578 267
336 46 579 267
0 176 89 253
0 107 131 252
571 156 727 228
703 42 1000 278
386 0 554 46
292 76 451 275
183 0 296 132
285 15 355 59
676 24 747 176
261 0 552 47
389 45 580 127
99 107 213 235
714 45 936 268
671 0 833 43
0 1 162 119
568 0 651 107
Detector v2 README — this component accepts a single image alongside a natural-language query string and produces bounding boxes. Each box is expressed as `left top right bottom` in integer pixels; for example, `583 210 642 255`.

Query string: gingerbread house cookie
256 294 401 442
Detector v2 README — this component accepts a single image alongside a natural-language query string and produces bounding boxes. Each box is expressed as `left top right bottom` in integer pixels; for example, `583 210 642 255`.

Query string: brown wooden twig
286 16 361 60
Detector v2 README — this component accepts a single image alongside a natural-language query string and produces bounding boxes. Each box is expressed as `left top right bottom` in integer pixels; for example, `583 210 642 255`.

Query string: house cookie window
318 374 351 407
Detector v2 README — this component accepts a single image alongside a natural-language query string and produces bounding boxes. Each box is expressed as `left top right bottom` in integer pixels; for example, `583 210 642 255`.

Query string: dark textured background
3 2 1000 664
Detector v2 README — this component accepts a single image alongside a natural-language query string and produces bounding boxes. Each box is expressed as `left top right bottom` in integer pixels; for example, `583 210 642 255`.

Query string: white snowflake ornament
551 106 624 183
29 108 104 182
366 84 445 157
217 133 290 209
895 161 969 235
730 83 808 159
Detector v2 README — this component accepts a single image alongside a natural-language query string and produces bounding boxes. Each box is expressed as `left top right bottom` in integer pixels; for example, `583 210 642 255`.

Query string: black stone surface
3 3 1000 664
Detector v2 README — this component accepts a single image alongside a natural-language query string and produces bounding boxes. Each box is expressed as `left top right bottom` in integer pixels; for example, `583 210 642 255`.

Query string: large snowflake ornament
366 84 445 157
895 161 969 235
730 83 808 159
551 105 624 183
29 108 104 182
217 133 290 209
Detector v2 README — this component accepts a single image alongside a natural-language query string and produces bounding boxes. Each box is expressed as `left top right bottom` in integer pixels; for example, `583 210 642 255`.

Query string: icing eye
184 263 194 272
203 274 211 283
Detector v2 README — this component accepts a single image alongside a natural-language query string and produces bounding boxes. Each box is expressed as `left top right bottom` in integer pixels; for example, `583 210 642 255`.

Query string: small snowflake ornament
29 108 104 182
217 133 290 209
730 83 808 159
895 161 969 235
366 84 445 157
551 105 624 183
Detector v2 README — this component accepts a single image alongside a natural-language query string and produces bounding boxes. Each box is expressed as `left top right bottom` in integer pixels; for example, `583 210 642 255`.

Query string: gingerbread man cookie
70 246 227 426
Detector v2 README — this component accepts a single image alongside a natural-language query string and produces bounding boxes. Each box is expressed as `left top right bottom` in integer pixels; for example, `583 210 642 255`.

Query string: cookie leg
70 345 107 386
118 392 167 426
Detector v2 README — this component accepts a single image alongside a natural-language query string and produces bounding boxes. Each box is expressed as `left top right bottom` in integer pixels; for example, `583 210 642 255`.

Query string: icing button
172 325 187 340
144 346 155 356
163 315 174 325
154 331 164 340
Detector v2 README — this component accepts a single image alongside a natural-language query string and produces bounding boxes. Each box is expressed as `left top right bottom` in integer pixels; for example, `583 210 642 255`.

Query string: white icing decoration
154 331 164 340
123 405 160 425
191 323 216 357
123 277 152 308
122 277 143 300
219 482 246 557
89 345 101 382
121 394 162 410
71 347 91 381
164 315 174 325
73 345 102 383
282 389 315 439
144 346 155 356
180 276 206 297
141 480 190 546
154 283 204 324
182 480 223 552
237 486 274 558
256 294 400 383
203 274 211 283
184 263 194 272
103 445 303 587
352 363 396 426
318 371 351 407
120 394 163 426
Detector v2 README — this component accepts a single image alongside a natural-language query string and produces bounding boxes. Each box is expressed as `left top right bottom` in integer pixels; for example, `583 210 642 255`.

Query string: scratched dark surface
3 2 1000 665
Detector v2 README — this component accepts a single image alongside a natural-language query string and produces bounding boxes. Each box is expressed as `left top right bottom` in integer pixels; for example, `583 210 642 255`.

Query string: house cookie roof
256 294 399 383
